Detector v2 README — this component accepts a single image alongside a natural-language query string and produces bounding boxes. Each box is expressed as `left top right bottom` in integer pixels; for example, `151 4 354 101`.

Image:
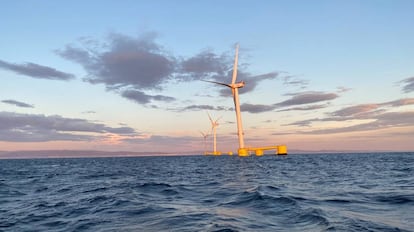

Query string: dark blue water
1 153 413 231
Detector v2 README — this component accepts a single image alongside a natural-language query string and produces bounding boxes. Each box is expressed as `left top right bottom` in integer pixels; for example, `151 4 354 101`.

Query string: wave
373 194 414 204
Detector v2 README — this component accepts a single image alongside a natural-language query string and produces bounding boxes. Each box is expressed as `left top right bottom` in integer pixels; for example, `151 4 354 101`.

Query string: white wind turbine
207 112 222 155
204 44 246 155
199 130 209 155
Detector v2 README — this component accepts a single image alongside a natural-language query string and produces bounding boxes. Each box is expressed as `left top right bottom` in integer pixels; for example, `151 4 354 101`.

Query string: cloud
0 59 74 80
178 104 231 112
121 89 176 104
282 75 309 88
276 91 339 107
336 86 352 93
57 32 179 106
331 104 380 117
382 98 414 107
330 98 414 118
283 118 323 127
224 91 337 114
57 33 176 90
277 104 329 112
1 99 34 108
285 97 414 128
304 111 414 134
240 103 276 113
0 111 137 142
180 49 229 80
399 77 414 93
82 110 96 114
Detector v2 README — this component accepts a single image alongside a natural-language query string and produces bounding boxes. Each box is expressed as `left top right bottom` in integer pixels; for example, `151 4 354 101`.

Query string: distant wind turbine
204 44 246 155
207 112 222 155
199 130 209 155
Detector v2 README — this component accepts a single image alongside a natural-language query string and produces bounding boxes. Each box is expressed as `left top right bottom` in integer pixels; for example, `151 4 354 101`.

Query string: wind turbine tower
208 113 221 155
199 131 209 155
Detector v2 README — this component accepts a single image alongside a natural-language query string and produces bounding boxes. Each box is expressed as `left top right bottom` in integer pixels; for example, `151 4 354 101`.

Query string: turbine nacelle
199 131 209 139
231 81 245 89
207 112 221 128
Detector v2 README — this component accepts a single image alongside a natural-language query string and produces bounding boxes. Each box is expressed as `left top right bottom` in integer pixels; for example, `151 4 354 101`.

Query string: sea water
1 152 413 231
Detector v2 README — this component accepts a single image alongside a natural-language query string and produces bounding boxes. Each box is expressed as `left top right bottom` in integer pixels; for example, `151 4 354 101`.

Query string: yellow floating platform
238 145 288 157
204 151 233 156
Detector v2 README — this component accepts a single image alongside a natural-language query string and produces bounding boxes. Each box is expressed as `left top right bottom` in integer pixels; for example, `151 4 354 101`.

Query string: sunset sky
1 0 413 153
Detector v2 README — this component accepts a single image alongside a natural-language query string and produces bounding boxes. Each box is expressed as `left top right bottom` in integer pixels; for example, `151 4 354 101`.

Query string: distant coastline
0 150 174 159
0 149 411 159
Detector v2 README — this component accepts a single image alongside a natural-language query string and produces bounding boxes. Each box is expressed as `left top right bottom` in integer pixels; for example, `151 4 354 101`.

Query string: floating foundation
204 151 233 156
204 151 221 156
238 145 288 156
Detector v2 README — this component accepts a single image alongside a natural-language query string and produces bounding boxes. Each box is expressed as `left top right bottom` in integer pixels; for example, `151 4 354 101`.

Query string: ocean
1 152 413 231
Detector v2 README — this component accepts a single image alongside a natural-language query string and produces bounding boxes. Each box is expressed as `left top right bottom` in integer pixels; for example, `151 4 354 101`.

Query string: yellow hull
237 145 288 156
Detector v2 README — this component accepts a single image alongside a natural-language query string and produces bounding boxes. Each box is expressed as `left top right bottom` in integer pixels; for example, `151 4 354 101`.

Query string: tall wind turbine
203 44 288 156
207 112 221 155
204 44 246 155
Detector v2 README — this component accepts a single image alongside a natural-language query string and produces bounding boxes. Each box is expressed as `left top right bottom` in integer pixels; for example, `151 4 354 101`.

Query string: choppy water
1 152 413 231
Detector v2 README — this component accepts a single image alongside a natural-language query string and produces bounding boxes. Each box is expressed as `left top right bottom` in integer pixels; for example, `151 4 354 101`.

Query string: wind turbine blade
231 44 239 85
207 112 214 124
215 116 223 124
202 80 231 88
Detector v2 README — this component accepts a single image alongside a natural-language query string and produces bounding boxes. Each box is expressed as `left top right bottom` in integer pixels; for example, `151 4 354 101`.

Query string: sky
1 0 414 154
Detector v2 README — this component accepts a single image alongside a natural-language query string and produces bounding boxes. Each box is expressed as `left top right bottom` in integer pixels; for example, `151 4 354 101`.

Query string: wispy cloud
240 103 277 113
232 91 338 114
336 86 352 93
285 97 414 129
0 60 74 80
82 110 96 114
276 91 339 107
382 98 414 107
283 118 318 127
1 99 34 108
121 89 176 104
304 111 414 134
282 75 309 88
398 77 414 93
178 104 231 112
330 98 414 117
0 111 137 142
331 104 380 117
277 104 329 112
